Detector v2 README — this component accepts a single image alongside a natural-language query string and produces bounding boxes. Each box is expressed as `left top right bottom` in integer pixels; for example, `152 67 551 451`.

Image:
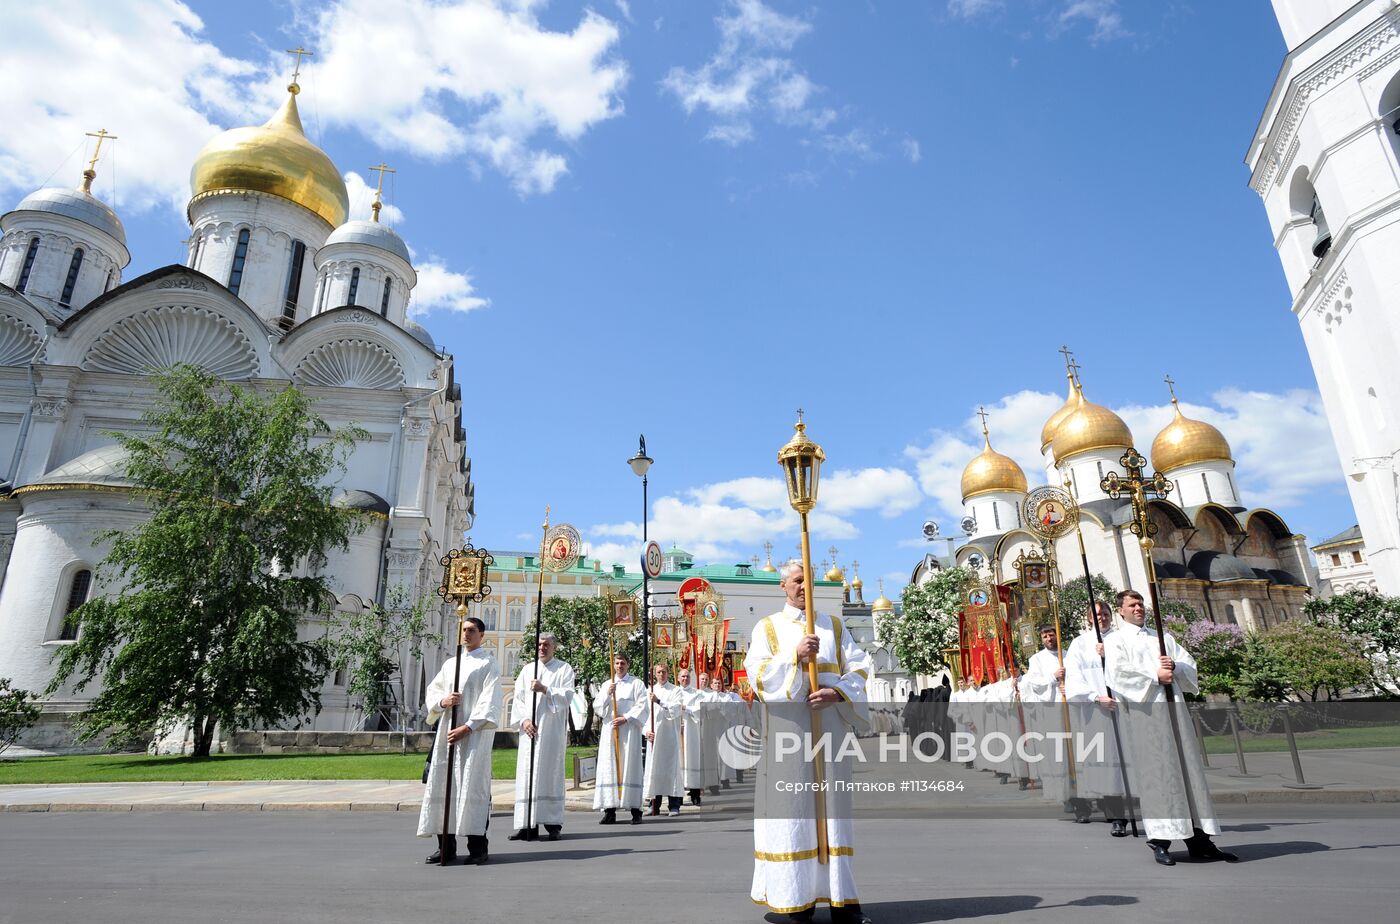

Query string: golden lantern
778 411 825 514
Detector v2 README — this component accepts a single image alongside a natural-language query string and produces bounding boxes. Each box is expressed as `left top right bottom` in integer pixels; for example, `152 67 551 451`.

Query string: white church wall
1166 462 1240 508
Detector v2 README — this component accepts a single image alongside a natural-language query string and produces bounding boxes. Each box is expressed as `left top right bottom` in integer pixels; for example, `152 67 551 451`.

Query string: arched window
227 228 251 295
16 236 40 292
59 248 84 305
280 240 306 331
347 266 360 306
57 569 92 641
1290 169 1330 258
315 269 328 314
508 605 523 632
1224 603 1238 626
105 268 116 293
380 277 392 317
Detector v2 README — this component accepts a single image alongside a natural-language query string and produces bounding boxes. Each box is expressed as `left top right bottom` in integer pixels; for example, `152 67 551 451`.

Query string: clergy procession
418 415 1247 924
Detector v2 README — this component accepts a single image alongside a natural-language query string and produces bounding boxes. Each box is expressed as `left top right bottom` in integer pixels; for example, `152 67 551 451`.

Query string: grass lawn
0 747 598 785
1200 724 1400 754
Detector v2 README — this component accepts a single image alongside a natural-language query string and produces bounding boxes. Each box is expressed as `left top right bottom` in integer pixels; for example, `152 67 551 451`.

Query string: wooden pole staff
439 601 467 865
523 507 549 839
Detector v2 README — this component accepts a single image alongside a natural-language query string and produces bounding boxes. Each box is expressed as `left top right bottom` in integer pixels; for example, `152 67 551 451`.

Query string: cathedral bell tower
1247 1 1400 593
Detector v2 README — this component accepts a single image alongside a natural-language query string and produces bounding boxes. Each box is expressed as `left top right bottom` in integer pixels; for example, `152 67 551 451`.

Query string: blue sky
1 1 1353 594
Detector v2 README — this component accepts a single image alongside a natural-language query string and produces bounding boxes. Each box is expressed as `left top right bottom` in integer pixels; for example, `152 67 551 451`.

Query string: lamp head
1349 468 1367 483
628 433 653 477
777 413 825 514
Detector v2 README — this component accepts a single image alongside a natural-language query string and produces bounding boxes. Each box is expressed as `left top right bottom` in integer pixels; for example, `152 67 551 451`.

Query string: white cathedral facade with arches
1249 0 1400 596
0 80 472 748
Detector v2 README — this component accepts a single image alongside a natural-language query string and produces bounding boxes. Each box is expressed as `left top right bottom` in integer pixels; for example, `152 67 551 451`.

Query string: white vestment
644 682 685 799
1023 648 1074 802
1105 622 1219 841
1063 629 1125 799
697 687 723 788
746 604 872 916
593 674 647 810
417 648 500 838
511 657 576 829
679 685 705 790
717 690 742 782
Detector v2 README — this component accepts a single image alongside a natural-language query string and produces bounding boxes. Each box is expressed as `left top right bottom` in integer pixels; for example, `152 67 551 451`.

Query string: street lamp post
628 435 654 717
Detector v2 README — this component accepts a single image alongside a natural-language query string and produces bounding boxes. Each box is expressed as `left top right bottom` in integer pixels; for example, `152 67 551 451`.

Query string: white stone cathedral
946 367 1317 633
0 80 472 747
1248 0 1400 596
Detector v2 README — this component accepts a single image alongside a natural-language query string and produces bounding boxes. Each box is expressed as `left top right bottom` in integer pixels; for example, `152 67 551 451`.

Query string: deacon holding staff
677 667 707 805
644 662 685 816
1105 590 1236 866
1023 625 1077 814
594 652 648 825
418 616 499 866
509 632 575 842
1064 601 1132 836
745 561 874 924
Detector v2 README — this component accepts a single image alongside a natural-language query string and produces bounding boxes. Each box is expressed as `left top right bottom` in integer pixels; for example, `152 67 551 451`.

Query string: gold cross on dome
81 129 117 192
976 405 989 436
368 161 396 222
1164 373 1178 403
285 46 314 89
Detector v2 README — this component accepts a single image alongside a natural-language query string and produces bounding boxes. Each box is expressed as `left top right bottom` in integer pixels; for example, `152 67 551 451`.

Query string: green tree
0 678 42 755
880 566 971 677
49 365 367 757
1306 589 1400 693
1053 571 1117 639
329 586 440 728
525 596 642 745
1234 621 1374 701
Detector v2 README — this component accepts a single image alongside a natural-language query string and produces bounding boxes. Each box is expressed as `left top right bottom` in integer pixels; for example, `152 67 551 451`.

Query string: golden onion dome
1052 386 1133 463
825 563 846 582
189 85 348 228
871 580 894 613
761 559 777 573
1151 399 1232 473
1040 374 1081 451
851 573 863 589
961 432 1029 500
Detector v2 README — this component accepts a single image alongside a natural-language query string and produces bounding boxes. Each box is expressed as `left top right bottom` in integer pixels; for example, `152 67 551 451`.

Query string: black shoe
507 827 536 841
721 779 732 789
460 853 488 866
544 825 562 841
599 809 617 825
425 834 457 864
833 904 874 924
648 797 661 816
1111 820 1128 838
461 836 487 864
772 911 815 923
708 785 721 795
1148 840 1176 866
1186 835 1238 863
630 809 643 825
1017 778 1028 790
735 770 745 783
688 790 702 806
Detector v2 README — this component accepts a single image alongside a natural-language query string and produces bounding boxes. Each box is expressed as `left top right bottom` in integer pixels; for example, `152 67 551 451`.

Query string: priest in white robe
509 632 575 841
1064 601 1131 836
745 561 873 924
418 616 500 866
1105 589 1236 866
594 652 648 824
644 662 685 816
677 667 706 804
696 671 723 795
1023 625 1078 814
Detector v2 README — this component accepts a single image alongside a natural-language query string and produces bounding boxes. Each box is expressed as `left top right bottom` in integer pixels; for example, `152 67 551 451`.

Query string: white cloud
1058 0 1129 43
343 171 405 225
902 138 922 164
590 465 924 566
410 259 490 316
300 0 628 194
948 0 1004 17
0 1 256 211
661 0 822 145
0 1 627 213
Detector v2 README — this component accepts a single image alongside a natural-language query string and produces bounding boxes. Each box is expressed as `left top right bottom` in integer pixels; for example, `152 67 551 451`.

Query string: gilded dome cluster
189 85 348 228
1051 386 1133 462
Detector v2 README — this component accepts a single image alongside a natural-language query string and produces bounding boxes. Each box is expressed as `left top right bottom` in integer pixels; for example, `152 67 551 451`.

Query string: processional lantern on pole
777 409 829 866
1101 446 1204 830
434 541 494 865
